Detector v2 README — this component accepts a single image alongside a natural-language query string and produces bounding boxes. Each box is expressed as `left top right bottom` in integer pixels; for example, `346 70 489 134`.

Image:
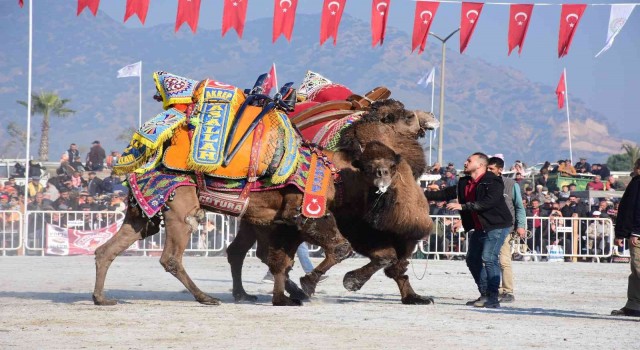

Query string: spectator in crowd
568 183 578 193
27 193 54 211
514 172 525 186
587 175 605 191
558 185 571 202
441 162 457 177
561 194 589 218
42 180 60 202
557 160 577 176
607 176 625 191
586 211 612 256
430 200 446 216
487 156 526 303
444 170 457 187
608 201 619 221
526 199 549 254
108 192 126 213
27 177 43 198
593 200 611 219
536 171 550 188
426 152 513 309
106 151 120 169
69 171 86 193
28 160 45 178
85 195 105 211
575 157 591 174
86 140 107 171
87 172 104 196
66 143 80 165
540 187 557 204
4 177 21 197
0 194 10 210
429 162 441 175
533 185 546 203
611 158 640 317
510 160 526 176
522 186 535 205
598 163 611 180
70 156 86 172
54 189 75 211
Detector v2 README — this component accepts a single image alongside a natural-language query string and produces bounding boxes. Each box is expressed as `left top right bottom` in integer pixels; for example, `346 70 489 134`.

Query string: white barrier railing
416 215 615 262
0 210 23 255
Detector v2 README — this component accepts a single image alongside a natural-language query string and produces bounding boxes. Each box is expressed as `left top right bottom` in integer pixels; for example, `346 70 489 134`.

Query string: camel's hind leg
268 228 305 306
299 213 353 297
343 247 396 292
93 205 158 306
384 241 434 305
227 221 258 303
160 186 220 306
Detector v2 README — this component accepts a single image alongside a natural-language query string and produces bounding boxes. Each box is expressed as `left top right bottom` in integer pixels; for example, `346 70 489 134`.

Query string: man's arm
512 183 526 230
633 185 640 237
424 185 457 202
463 177 504 211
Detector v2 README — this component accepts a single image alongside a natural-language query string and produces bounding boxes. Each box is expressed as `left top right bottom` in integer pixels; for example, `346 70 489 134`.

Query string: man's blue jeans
297 243 314 274
466 227 511 296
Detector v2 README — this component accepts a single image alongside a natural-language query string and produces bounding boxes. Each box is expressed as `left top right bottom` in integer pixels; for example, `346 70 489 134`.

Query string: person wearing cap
575 157 591 174
586 211 612 256
487 156 526 303
426 152 513 308
86 140 106 171
611 158 640 317
27 177 43 198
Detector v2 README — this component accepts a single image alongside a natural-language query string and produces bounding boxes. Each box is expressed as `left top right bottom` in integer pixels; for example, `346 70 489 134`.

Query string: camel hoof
285 279 310 301
273 296 303 306
343 271 366 292
92 295 118 306
401 294 434 305
196 294 222 306
300 275 317 297
233 292 258 303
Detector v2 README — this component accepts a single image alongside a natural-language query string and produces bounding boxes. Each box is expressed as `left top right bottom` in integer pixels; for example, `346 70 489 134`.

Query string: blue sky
39 1 640 142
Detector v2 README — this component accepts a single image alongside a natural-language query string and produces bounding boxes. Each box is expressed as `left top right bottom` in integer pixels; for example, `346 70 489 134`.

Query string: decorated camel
92 72 434 306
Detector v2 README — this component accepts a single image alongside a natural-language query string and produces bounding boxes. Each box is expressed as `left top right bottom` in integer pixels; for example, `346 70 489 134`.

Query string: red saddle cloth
290 83 355 141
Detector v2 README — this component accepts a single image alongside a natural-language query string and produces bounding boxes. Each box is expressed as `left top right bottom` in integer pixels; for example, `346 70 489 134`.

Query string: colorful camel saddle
127 169 196 218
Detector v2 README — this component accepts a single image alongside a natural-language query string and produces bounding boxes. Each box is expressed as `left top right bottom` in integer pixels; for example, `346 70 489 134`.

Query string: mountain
0 0 634 165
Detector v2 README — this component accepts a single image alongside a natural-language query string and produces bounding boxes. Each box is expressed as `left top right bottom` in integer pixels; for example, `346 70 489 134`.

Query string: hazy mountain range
0 0 635 165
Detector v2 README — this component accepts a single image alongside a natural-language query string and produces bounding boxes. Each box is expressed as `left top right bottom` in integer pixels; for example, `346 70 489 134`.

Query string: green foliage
606 153 631 171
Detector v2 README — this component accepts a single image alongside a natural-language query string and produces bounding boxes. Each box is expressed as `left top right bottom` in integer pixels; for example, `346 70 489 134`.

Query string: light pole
429 28 460 165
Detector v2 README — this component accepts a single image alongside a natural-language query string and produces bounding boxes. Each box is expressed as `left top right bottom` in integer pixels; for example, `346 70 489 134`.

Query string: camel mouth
374 179 391 194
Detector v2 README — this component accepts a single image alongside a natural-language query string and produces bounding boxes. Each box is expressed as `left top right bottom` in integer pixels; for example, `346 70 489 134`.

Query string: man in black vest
611 158 640 317
426 152 513 308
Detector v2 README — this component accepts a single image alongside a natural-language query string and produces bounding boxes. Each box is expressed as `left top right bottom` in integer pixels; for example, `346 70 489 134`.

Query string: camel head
412 110 439 135
352 141 402 194
363 99 435 139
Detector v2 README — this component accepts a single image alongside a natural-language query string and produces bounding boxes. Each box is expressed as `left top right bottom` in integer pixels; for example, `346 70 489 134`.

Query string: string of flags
18 0 637 57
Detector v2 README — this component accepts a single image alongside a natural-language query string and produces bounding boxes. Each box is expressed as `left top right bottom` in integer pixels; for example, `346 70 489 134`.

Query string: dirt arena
0 256 637 349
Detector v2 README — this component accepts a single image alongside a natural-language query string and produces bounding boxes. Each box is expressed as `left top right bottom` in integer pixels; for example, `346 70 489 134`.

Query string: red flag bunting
124 0 150 25
77 0 100 16
555 71 566 110
273 0 298 43
263 63 278 95
507 4 534 56
411 1 439 54
175 0 201 33
19 0 24 8
320 0 347 46
460 2 484 54
371 0 391 47
222 0 249 38
558 4 587 58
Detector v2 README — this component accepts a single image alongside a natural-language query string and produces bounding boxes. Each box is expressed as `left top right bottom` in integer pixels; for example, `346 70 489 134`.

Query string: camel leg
227 221 258 303
384 241 434 305
267 235 303 306
343 247 396 292
299 213 353 297
93 205 158 306
159 187 220 306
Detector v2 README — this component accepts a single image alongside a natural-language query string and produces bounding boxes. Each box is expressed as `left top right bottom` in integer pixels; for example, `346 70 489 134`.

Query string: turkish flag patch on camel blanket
302 153 332 218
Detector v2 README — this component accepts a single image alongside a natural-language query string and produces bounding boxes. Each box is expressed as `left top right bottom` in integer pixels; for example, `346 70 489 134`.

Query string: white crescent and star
328 1 340 16
566 13 579 27
279 0 292 12
466 9 479 23
420 10 433 24
305 198 322 215
514 11 528 26
376 2 387 16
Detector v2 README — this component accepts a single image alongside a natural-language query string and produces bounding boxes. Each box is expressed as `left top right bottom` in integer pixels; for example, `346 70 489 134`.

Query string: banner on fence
45 223 137 255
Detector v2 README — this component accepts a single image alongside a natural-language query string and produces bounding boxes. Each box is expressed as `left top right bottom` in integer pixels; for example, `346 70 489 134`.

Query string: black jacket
615 174 640 239
426 171 513 232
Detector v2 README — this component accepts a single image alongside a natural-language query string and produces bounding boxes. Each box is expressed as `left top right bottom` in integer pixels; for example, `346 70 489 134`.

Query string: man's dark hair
70 143 76 146
472 152 489 166
488 157 505 169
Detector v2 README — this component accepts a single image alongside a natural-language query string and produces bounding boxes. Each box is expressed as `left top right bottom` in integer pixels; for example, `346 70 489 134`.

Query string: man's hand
516 227 526 239
632 236 639 247
615 238 625 247
446 203 462 211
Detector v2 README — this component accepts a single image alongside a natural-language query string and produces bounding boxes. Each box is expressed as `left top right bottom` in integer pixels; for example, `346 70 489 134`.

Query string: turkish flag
507 4 534 56
124 0 150 25
555 71 566 110
320 0 347 46
371 0 391 47
558 4 587 58
77 0 100 16
222 0 249 38
19 0 24 8
262 63 278 95
411 1 439 54
460 2 484 54
175 0 201 33
273 0 298 43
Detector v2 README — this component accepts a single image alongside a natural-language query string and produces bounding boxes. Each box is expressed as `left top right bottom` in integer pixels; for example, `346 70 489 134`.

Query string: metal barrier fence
0 210 23 255
418 215 615 262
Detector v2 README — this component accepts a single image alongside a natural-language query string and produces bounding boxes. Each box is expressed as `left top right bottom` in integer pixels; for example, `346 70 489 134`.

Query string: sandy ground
0 256 637 350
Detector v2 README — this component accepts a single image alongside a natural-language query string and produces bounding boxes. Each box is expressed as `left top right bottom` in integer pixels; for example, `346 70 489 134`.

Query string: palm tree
621 143 640 170
18 91 75 161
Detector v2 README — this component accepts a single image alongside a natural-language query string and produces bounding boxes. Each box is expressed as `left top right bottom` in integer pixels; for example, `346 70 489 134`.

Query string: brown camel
92 101 426 306
227 100 436 304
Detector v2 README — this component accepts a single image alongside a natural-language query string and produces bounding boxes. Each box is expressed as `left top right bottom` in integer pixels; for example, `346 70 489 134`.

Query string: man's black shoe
466 295 487 306
611 307 640 317
499 293 515 303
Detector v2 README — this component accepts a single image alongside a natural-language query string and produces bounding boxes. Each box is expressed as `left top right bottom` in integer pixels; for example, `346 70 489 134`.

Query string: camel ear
352 159 363 170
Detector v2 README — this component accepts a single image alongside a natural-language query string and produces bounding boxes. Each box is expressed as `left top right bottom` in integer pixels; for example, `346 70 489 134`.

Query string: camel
92 100 430 306
228 100 437 304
